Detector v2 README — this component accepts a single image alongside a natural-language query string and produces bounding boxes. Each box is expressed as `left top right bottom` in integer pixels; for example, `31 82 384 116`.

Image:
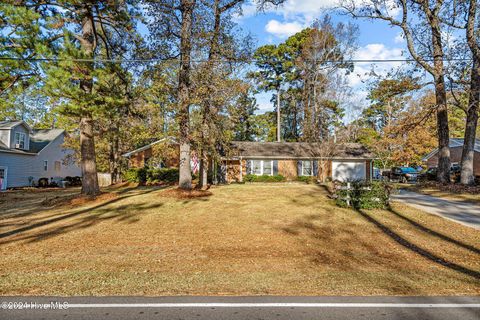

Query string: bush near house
244 174 286 182
123 168 179 184
296 176 317 184
147 168 179 185
335 181 392 209
123 168 147 183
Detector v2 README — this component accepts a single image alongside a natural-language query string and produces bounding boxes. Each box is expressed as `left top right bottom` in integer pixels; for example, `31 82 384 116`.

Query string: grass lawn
0 183 479 296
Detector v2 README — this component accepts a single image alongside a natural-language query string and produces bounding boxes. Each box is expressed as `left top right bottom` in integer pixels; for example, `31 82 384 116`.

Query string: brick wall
278 160 297 180
426 146 480 176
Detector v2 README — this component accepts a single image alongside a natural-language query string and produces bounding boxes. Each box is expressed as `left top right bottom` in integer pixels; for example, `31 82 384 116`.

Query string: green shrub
146 168 179 184
124 167 178 184
123 168 147 183
297 176 317 184
244 174 286 182
334 181 392 209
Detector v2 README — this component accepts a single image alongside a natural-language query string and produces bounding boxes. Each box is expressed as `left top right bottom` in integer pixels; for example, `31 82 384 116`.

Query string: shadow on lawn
282 185 480 284
0 187 165 245
386 207 480 255
356 209 480 280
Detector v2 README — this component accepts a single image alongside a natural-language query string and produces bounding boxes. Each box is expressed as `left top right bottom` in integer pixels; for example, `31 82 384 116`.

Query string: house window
54 161 61 172
14 132 26 149
252 160 262 175
263 160 272 175
302 160 313 176
44 160 48 171
251 160 274 176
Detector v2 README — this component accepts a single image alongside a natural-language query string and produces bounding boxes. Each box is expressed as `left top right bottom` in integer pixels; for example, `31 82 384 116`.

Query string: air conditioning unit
15 144 21 149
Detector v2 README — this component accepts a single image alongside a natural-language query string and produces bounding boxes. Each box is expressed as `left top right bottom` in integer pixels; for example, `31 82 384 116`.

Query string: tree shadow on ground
0 187 165 245
356 209 480 280
277 210 417 294
386 206 480 255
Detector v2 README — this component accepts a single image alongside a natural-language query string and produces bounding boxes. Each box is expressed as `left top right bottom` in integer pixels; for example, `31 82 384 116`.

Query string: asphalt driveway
392 190 480 229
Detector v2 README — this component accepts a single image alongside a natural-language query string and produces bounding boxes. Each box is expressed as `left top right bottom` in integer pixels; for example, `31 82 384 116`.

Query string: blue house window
14 132 26 149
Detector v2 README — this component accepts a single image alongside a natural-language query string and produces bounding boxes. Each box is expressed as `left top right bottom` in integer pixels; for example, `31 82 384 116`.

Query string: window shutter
246 160 252 174
313 160 319 177
297 160 302 176
273 160 278 175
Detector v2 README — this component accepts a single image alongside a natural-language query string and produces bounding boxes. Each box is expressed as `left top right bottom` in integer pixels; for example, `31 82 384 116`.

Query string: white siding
0 129 10 147
0 133 81 188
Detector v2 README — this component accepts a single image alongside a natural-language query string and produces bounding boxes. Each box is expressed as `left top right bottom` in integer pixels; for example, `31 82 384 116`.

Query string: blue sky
233 0 409 120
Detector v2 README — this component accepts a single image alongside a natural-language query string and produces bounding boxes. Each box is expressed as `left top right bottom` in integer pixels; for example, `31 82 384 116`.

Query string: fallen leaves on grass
420 182 480 194
41 192 117 208
159 188 212 199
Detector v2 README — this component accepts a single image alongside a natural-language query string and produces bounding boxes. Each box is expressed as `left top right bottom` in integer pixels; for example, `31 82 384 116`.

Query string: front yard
0 183 479 295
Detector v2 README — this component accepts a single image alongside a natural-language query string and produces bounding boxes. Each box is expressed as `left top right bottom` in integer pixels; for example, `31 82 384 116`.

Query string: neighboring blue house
0 120 81 190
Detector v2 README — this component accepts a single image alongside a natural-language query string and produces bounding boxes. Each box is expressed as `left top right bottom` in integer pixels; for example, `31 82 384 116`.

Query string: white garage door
332 161 366 182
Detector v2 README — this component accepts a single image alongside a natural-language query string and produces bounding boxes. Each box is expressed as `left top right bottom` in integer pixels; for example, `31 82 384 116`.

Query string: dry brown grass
401 183 480 204
0 183 479 296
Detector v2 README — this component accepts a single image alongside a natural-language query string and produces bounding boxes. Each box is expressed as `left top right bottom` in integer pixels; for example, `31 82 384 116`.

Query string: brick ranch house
122 138 375 183
222 141 375 183
422 138 480 176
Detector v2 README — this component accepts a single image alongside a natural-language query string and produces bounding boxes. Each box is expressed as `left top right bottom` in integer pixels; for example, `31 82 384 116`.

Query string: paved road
1 296 480 320
392 189 480 229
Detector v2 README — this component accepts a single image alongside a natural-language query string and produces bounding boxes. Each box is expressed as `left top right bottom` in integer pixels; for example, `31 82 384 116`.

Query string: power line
0 57 474 63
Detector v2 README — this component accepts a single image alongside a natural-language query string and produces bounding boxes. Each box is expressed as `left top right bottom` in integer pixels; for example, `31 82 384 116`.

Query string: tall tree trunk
428 9 450 183
198 0 221 189
434 75 451 183
461 62 480 185
178 0 195 190
460 0 479 185
109 132 120 184
276 88 281 142
79 8 99 196
80 116 100 195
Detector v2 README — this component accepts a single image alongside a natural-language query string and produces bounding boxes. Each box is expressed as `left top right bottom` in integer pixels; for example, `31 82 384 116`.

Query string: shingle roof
422 138 480 161
0 120 25 129
30 129 65 153
228 141 375 159
0 124 64 155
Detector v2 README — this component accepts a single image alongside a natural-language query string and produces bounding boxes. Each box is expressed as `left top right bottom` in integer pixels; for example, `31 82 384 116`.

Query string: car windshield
400 167 417 173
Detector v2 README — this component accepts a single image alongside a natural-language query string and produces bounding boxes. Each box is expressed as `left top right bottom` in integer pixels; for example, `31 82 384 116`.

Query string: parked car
382 167 418 183
418 167 437 182
418 164 461 182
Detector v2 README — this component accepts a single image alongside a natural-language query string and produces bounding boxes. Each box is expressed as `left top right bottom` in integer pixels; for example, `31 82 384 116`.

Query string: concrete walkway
392 190 480 230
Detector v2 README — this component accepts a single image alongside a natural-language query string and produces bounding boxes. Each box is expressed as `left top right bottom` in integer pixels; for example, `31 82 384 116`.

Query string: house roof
122 136 178 158
0 123 65 155
0 120 32 132
228 141 375 159
422 138 480 161
30 129 65 153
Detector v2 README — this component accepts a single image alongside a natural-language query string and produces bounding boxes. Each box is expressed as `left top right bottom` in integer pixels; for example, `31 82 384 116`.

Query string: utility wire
0 57 474 63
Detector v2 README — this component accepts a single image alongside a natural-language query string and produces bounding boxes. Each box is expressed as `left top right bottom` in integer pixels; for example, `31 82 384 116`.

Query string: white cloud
355 43 403 61
255 92 274 114
394 32 404 44
347 43 404 87
265 19 303 38
271 0 338 20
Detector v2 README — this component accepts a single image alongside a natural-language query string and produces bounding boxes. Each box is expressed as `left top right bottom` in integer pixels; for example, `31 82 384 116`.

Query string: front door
0 166 7 190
